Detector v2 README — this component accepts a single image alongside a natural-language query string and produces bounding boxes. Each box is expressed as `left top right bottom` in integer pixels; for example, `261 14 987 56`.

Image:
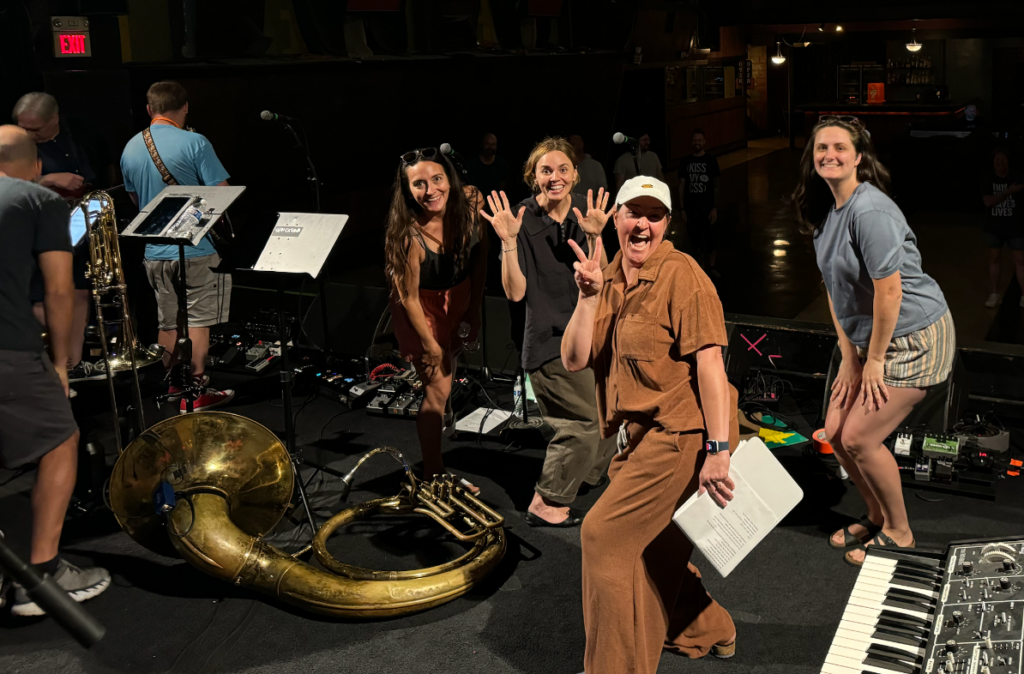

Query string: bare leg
69 289 90 367
825 401 884 545
413 359 453 480
989 248 1002 295
190 326 210 378
834 386 927 563
158 329 179 371
1012 250 1024 297
31 432 80 563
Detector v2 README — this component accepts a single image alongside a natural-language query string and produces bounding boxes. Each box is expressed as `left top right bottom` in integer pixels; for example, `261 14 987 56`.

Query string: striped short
855 310 956 388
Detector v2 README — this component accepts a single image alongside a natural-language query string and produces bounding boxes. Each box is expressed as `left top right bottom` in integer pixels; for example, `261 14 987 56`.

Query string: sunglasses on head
819 115 864 127
399 147 439 165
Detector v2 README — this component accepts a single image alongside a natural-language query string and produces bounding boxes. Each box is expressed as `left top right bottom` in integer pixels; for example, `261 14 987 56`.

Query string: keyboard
823 538 1024 674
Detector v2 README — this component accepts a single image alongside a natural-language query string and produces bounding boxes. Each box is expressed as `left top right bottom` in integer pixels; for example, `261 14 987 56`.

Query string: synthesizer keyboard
823 538 1024 674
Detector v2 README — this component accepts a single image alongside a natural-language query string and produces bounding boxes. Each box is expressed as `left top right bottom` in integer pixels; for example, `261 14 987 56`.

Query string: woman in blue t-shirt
791 117 955 566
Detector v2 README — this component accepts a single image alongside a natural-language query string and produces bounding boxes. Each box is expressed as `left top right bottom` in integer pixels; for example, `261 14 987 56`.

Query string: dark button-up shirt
37 118 97 184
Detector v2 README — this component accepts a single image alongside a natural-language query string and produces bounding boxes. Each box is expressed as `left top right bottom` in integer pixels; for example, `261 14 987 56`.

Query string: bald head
0 125 42 181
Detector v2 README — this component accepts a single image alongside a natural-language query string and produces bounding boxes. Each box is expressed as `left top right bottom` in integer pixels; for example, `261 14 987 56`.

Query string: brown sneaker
711 635 736 659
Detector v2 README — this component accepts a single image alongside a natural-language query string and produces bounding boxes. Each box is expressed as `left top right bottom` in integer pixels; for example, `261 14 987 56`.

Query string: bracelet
502 246 517 253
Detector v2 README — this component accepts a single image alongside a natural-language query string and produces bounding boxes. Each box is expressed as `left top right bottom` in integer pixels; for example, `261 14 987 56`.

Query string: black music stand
123 186 246 412
233 212 348 535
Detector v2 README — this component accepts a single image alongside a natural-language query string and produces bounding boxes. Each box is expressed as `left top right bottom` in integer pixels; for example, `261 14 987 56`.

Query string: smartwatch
705 440 729 455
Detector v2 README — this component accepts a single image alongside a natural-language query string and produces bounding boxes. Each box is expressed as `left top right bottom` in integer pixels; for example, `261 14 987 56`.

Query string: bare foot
528 492 570 524
845 527 914 565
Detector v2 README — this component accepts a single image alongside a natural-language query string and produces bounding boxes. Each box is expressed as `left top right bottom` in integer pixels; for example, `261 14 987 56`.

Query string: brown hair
384 153 476 301
522 136 579 193
147 81 188 114
789 119 891 235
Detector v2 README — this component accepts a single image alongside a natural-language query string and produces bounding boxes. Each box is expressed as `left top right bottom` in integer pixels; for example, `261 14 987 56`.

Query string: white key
834 627 925 657
847 593 931 621
822 661 863 674
857 575 938 599
826 651 914 674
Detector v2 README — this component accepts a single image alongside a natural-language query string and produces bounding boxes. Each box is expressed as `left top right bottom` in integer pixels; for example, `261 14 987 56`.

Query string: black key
880 609 930 629
893 556 940 571
892 566 942 582
883 597 936 615
873 627 928 647
867 644 923 664
886 588 937 607
890 574 940 592
863 653 919 673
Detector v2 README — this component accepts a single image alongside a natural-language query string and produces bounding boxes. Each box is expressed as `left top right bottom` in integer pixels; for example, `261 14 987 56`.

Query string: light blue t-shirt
120 125 230 260
813 182 948 347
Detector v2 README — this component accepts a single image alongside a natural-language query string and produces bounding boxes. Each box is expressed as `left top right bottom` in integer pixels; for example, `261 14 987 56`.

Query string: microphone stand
280 121 334 365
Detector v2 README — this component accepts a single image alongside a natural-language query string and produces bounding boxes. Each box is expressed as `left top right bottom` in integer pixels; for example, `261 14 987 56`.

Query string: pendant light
906 27 922 52
771 41 786 65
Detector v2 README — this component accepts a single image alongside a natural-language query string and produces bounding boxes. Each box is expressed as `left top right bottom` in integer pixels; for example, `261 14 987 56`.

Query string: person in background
561 176 739 671
569 134 607 198
792 116 954 566
678 128 722 277
120 81 234 413
483 137 617 527
981 148 1024 308
385 147 486 492
613 132 663 191
15 93 106 384
0 125 110 617
465 133 509 198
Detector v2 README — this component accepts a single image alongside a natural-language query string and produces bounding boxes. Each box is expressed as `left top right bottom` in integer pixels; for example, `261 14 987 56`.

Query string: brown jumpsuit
581 241 740 674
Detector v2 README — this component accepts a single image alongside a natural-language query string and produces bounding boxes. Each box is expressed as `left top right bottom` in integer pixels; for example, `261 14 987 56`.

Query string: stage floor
2 375 1023 674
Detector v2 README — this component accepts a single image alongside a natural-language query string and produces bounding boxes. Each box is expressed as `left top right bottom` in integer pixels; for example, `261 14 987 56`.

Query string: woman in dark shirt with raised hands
792 117 954 566
385 148 486 490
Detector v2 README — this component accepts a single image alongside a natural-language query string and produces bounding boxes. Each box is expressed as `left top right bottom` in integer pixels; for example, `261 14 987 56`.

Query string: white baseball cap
616 175 672 211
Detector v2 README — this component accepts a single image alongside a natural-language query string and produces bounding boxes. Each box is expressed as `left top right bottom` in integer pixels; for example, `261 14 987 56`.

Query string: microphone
612 132 639 145
439 142 453 155
439 142 470 181
260 110 298 123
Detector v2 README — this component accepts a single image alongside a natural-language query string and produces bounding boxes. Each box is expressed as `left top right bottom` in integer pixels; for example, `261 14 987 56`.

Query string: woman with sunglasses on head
482 136 618 527
385 147 486 490
792 117 954 566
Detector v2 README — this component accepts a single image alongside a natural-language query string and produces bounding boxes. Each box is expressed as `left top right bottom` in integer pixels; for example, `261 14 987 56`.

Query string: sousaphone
109 412 506 617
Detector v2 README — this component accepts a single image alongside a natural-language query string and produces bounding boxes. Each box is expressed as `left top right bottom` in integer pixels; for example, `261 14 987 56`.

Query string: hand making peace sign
480 190 526 244
567 237 604 299
572 188 615 237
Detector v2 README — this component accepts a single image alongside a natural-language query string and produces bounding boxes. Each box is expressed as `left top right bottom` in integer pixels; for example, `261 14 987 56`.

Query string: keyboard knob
953 610 964 624
946 640 959 653
1002 577 1012 590
1004 559 1015 572
962 561 974 574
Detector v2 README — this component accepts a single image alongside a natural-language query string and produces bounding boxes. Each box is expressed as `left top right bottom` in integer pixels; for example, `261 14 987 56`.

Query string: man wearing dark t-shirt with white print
0 125 110 616
678 128 721 276
982 148 1024 308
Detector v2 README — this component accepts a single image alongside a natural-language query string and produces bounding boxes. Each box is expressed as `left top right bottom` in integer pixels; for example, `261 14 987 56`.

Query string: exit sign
51 16 92 58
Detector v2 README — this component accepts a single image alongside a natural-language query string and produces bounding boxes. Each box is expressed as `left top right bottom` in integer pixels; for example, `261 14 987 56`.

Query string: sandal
829 515 882 549
844 531 915 567
711 634 737 659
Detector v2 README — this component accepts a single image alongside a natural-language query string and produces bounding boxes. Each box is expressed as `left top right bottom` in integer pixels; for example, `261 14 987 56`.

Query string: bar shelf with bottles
886 54 935 86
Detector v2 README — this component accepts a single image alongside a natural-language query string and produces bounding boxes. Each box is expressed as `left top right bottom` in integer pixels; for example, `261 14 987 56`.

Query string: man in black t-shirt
982 148 1024 308
465 133 509 197
0 125 110 617
678 128 721 275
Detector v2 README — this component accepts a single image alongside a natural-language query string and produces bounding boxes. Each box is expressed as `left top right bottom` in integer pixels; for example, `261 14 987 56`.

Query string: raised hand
567 237 603 298
572 188 615 237
480 190 525 244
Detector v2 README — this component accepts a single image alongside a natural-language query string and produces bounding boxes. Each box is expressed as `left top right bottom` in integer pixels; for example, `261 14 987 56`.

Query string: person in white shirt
569 134 607 198
612 133 663 191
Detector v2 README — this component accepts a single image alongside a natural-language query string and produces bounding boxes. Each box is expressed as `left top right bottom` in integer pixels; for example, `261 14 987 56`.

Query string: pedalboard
922 432 962 460
889 429 997 499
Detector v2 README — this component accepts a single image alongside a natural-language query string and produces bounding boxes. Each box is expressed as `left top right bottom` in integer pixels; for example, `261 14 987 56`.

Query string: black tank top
412 225 480 291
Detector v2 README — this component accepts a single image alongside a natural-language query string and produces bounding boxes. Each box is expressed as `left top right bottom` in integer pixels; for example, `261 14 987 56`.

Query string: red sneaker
168 374 211 402
180 387 235 413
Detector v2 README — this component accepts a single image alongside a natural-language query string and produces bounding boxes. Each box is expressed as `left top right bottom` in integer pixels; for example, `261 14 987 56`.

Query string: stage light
774 239 790 246
818 23 825 32
773 249 787 257
771 41 786 65
906 27 922 52
835 25 843 32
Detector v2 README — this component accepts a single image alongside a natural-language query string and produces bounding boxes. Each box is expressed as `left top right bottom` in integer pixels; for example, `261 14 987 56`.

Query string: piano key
872 627 928 647
844 603 930 632
863 654 918 674
848 591 934 619
857 575 938 599
825 650 920 674
820 661 871 674
833 628 925 657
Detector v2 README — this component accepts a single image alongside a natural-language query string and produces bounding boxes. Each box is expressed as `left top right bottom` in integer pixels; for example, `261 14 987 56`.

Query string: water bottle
167 204 204 239
513 374 523 416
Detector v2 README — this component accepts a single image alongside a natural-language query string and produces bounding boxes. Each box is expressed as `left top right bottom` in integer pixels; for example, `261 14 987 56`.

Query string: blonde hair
522 137 580 193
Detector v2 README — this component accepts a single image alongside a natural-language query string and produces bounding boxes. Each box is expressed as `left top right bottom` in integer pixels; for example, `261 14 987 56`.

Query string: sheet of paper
673 467 778 577
455 407 512 435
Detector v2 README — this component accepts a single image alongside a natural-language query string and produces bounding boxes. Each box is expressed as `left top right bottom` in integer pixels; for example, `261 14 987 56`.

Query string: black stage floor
2 368 1024 674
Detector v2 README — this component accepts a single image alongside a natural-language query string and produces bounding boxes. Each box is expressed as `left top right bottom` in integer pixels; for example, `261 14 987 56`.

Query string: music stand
123 186 246 412
235 212 348 536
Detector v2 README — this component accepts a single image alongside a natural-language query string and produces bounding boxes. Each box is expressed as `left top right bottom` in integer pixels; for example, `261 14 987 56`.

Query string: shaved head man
0 124 112 617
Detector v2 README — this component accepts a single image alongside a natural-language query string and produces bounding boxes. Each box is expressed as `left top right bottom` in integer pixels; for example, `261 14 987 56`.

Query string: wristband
502 246 517 253
705 440 729 455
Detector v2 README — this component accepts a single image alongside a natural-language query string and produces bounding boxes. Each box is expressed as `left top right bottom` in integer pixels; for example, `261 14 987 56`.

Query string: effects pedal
894 432 914 457
922 433 961 460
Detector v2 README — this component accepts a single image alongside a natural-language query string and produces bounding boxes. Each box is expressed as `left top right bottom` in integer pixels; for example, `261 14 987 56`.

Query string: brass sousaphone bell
109 412 507 617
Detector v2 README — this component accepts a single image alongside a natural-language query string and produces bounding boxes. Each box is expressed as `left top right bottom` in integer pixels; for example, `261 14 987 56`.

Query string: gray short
0 350 78 468
144 253 231 331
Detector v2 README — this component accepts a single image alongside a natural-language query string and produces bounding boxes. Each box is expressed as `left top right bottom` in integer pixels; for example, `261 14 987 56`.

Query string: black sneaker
10 559 111 617
68 361 107 382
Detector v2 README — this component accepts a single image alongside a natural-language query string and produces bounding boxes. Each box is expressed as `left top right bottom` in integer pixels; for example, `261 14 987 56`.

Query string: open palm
480 190 525 243
572 188 615 237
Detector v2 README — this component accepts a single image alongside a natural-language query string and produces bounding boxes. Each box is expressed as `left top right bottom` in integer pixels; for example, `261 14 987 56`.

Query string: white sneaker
10 559 111 617
985 293 1001 308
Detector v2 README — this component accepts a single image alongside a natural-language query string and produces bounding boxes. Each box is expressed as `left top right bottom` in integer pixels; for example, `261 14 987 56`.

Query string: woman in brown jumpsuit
561 176 740 673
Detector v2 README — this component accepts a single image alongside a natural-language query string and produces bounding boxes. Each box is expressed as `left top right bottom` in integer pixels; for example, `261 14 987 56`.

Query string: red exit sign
51 16 92 58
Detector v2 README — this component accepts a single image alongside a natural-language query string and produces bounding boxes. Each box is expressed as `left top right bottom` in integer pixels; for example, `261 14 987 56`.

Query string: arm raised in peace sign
567 237 604 299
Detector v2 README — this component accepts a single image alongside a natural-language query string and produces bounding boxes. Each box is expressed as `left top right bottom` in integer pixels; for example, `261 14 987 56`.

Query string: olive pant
528 358 617 505
581 413 740 673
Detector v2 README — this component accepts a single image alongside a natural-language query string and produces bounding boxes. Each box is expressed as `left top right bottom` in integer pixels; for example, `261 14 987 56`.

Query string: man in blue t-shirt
120 81 234 412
